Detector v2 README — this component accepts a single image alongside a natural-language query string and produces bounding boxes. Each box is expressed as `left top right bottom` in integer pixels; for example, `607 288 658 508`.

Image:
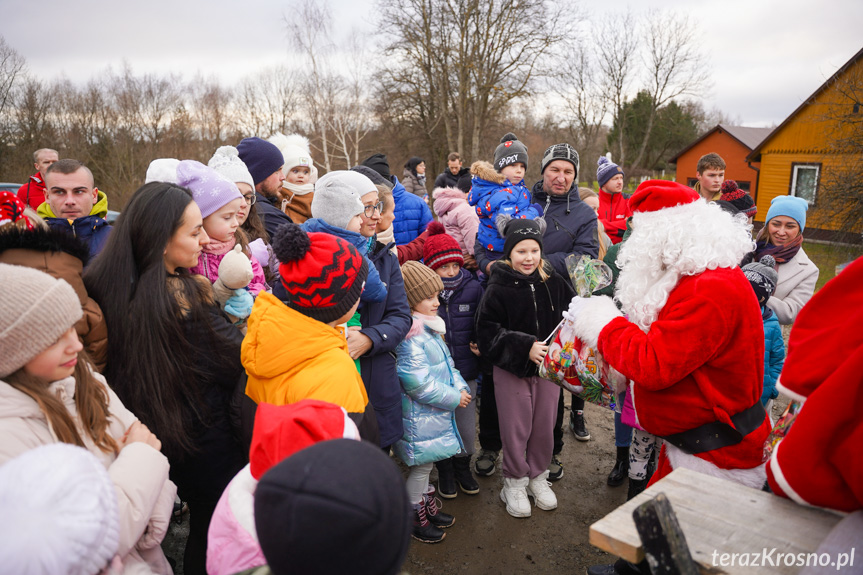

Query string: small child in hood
395 261 471 544
468 133 541 274
206 400 360 575
742 255 785 412
268 133 318 224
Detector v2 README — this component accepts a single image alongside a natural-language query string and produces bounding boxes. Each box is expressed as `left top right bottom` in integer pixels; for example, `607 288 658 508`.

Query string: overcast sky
2 0 861 127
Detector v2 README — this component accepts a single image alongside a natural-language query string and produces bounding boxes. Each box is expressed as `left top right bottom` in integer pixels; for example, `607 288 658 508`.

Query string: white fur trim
570 295 621 349
629 381 642 429
775 376 808 403
767 440 811 507
341 407 361 440
665 444 766 489
227 465 259 542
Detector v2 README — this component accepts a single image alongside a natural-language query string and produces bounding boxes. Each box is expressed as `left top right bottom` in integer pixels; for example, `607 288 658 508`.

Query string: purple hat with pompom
176 160 243 218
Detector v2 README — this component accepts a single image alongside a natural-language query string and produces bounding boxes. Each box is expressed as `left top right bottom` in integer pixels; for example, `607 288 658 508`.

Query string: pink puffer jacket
432 187 479 255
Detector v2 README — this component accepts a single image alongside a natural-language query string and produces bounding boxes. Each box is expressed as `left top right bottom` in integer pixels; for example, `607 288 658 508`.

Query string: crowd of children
1 126 852 575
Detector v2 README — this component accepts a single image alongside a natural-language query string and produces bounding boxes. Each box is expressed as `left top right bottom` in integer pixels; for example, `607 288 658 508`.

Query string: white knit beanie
269 133 319 184
0 263 83 378
0 443 120 575
311 171 375 230
144 158 180 184
209 145 255 190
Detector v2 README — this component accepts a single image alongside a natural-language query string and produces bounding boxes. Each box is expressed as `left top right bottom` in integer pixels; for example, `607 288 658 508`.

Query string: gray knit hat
494 133 528 172
401 261 444 309
541 143 579 177
0 263 83 377
311 171 375 230
742 255 779 305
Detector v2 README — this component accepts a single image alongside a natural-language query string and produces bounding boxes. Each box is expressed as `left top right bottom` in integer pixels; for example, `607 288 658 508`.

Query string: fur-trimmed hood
0 225 90 265
431 187 468 216
470 161 506 185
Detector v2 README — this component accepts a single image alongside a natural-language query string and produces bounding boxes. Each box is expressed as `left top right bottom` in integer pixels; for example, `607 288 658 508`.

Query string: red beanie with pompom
422 221 464 270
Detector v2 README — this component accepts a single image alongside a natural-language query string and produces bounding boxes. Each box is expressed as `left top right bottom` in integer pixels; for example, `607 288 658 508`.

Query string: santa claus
567 179 771 488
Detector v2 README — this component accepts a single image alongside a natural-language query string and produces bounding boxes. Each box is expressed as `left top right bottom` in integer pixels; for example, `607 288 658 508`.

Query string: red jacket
598 189 632 245
17 173 47 210
598 267 770 481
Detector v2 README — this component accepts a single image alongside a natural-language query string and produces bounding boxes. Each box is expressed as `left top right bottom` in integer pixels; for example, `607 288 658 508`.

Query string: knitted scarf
203 235 235 255
376 225 397 255
752 227 803 264
439 271 465 303
282 181 314 197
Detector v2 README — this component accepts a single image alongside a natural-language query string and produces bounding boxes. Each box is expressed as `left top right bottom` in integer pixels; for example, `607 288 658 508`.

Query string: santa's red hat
766 256 863 512
250 400 360 480
629 180 700 214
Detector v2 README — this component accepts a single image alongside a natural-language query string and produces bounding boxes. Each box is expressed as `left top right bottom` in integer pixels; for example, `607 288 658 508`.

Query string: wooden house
669 124 771 196
747 47 863 241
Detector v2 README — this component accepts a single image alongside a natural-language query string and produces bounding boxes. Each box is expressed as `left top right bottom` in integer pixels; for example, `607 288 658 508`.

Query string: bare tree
594 10 638 166
235 65 300 137
285 0 336 170
552 37 608 183
379 0 573 161
627 10 709 171
0 36 27 129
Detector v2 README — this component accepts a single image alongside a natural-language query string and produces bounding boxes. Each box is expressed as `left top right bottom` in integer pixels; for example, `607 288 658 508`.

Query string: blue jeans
615 391 633 448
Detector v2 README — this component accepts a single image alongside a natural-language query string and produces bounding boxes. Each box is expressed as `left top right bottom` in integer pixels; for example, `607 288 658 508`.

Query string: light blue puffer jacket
393 319 467 466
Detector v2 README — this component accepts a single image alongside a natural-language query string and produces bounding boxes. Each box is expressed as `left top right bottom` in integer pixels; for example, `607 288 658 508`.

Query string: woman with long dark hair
84 182 246 575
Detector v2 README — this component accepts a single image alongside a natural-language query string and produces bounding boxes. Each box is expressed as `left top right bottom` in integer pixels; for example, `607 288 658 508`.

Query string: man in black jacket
533 142 599 479
434 152 469 189
237 137 292 239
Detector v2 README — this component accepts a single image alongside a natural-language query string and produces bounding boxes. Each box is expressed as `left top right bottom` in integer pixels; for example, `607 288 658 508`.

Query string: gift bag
539 255 623 410
762 400 801 463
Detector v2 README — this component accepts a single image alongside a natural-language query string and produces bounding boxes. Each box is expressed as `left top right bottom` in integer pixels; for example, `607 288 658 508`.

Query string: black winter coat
169 302 247 504
358 241 413 448
476 263 574 378
255 191 293 240
531 181 598 278
438 268 483 381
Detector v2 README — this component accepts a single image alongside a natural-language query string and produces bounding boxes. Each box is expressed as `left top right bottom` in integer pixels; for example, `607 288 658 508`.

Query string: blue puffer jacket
358 241 413 449
531 181 598 278
762 307 785 405
393 318 467 467
391 176 433 246
438 269 483 381
44 215 112 261
468 161 539 253
301 218 387 303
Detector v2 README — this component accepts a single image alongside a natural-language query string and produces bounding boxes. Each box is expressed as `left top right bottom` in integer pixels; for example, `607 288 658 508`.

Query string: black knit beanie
494 133 529 172
360 153 391 183
503 218 544 260
541 143 579 177
254 439 412 575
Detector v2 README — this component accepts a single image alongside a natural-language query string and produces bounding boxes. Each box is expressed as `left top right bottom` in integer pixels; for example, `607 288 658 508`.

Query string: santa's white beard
614 199 754 331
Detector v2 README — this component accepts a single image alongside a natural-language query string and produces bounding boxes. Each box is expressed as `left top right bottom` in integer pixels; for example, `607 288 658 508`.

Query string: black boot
424 492 455 528
607 446 630 487
412 503 445 543
453 455 480 495
627 477 648 500
436 457 457 499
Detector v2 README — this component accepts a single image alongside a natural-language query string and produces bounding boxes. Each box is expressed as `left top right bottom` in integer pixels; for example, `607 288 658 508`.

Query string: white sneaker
500 477 531 518
527 470 558 510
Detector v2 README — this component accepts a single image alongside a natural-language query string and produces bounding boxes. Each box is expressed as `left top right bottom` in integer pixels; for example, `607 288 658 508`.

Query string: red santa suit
766 256 863 513
568 180 770 489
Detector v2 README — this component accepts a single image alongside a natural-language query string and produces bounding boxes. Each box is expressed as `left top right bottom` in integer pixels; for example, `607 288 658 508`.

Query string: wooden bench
589 468 844 574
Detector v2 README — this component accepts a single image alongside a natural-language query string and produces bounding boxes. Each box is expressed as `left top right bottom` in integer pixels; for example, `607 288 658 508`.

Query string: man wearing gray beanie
237 137 292 239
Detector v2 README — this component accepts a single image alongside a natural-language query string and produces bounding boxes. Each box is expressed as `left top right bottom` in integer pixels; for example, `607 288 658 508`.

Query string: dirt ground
162 394 791 575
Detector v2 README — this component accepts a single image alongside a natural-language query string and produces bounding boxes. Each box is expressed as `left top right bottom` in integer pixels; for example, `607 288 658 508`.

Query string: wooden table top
589 468 844 574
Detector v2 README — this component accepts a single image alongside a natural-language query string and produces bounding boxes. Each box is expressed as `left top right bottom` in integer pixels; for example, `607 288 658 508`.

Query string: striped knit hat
422 222 463 270
272 223 368 323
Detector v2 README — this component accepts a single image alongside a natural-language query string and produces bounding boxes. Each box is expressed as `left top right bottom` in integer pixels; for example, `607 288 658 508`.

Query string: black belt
661 401 766 455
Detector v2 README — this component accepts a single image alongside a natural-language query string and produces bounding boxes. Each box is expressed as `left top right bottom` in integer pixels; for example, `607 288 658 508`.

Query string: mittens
224 288 254 319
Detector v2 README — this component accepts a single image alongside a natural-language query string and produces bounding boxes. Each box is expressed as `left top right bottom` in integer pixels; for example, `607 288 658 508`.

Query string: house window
736 181 751 193
686 178 698 188
790 163 820 205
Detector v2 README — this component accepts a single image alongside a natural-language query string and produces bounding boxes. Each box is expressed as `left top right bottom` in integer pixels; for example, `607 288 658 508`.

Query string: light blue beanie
765 195 808 230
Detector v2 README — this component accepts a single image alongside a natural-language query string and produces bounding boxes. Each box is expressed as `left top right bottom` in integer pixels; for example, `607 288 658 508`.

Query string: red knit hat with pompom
422 221 464 270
